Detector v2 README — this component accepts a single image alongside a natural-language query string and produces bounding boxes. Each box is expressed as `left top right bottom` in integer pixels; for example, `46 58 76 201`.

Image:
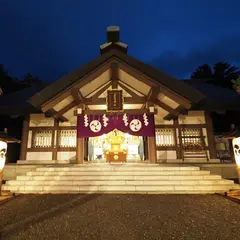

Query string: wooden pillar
52 119 58 160
205 111 217 159
174 119 181 159
143 137 148 160
146 102 157 163
76 137 84 164
148 136 157 163
76 103 85 164
19 115 29 160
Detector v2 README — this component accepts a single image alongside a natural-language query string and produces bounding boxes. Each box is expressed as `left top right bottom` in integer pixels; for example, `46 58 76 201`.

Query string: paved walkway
0 194 239 240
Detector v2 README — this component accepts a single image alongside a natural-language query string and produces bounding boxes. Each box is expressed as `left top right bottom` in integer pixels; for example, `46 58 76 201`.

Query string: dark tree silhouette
0 64 18 94
191 64 212 80
191 62 240 89
21 73 42 87
0 64 44 94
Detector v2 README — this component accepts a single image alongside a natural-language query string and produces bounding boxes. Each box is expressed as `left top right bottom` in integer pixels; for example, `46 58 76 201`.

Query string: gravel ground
0 194 239 240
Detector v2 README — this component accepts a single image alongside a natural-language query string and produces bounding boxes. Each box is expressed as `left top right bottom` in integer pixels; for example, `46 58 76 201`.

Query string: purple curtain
77 113 155 138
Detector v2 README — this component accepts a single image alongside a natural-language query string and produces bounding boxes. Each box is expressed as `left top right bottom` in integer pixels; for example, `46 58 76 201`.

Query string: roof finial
100 26 128 54
107 26 120 43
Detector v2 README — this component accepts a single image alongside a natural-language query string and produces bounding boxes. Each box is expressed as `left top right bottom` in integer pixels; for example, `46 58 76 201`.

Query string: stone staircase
2 164 240 194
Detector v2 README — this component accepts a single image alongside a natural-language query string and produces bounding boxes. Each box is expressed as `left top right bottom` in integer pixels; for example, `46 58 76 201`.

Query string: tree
232 77 240 93
191 61 240 89
191 64 212 80
0 64 44 94
0 64 16 94
20 73 42 87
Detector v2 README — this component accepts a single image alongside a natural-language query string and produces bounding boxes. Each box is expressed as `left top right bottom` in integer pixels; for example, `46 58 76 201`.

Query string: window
33 130 52 148
59 130 77 148
181 128 204 151
155 128 175 147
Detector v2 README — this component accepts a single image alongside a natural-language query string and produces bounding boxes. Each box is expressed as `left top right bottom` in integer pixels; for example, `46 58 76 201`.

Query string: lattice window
181 128 204 152
155 128 175 147
33 130 52 148
59 130 77 147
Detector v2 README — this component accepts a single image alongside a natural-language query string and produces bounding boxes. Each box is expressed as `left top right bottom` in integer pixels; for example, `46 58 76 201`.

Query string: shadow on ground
0 194 239 240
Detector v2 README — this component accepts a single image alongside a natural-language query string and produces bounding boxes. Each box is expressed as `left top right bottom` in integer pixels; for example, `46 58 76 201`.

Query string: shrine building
4 26 240 165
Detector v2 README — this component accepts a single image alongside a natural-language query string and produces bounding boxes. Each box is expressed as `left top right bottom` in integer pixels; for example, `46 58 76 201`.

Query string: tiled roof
182 80 240 110
0 131 21 143
0 84 46 115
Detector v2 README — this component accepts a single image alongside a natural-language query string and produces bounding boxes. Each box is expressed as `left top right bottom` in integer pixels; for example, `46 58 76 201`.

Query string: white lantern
232 137 240 167
0 140 7 170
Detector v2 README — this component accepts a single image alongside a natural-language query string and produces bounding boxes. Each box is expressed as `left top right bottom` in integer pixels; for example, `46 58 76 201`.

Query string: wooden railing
59 130 77 148
155 128 175 147
33 130 52 148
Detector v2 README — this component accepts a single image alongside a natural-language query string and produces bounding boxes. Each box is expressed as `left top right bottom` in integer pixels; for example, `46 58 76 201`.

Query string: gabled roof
215 128 240 138
0 84 46 115
0 131 21 143
29 48 205 109
183 80 240 110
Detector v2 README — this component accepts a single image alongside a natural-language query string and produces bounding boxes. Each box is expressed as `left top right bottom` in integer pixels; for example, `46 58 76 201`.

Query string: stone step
5 164 238 195
17 160 73 164
16 174 222 181
35 166 200 171
6 179 234 186
2 184 236 193
27 171 210 176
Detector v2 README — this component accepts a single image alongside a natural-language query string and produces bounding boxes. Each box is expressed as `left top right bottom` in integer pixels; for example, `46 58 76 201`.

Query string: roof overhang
28 49 205 122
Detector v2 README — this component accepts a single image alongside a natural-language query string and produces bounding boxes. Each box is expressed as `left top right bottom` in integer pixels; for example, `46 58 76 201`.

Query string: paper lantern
232 137 240 167
0 140 7 170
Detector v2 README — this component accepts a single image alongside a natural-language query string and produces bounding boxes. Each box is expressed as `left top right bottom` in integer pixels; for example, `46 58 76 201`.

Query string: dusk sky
1 0 240 82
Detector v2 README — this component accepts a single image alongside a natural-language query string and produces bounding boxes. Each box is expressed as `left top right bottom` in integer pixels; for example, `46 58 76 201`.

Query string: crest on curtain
77 113 155 137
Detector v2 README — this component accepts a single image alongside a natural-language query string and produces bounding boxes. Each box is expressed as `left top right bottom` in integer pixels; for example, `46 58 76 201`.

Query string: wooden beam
52 119 58 160
148 136 157 163
55 101 76 118
83 96 146 105
118 80 145 96
45 109 68 122
74 108 157 115
19 115 29 160
76 137 84 164
111 63 118 89
118 81 142 99
160 88 191 109
163 114 176 121
44 102 75 122
147 86 160 102
118 62 191 109
205 111 217 159
57 115 68 122
118 62 156 87
44 109 58 118
41 59 112 112
91 82 111 99
71 88 84 103
154 99 178 117
163 106 187 120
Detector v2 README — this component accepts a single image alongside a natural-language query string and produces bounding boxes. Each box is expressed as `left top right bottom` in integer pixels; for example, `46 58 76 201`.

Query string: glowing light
232 137 240 167
0 140 7 170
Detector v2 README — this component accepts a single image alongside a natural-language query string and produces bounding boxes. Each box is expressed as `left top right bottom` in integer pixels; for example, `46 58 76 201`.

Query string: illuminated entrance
88 129 145 162
77 113 155 163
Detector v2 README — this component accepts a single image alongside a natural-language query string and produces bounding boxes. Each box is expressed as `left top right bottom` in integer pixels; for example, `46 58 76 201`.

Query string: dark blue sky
1 0 240 82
